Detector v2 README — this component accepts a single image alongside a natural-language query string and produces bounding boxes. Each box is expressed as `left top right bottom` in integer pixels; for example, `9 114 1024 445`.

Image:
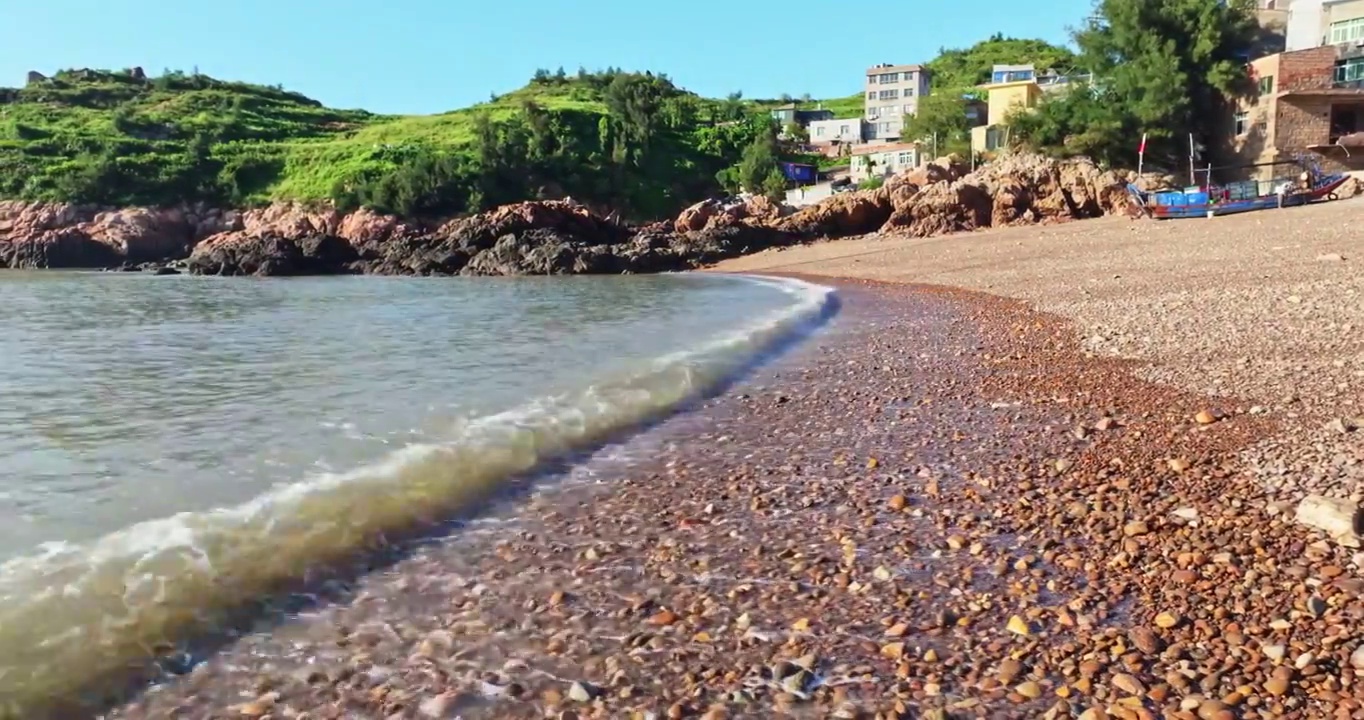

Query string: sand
67 200 1364 720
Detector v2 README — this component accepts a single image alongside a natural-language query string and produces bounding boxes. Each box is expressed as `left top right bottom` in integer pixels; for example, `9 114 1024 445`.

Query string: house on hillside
968 64 1088 154
969 65 1044 154
1219 44 1364 180
770 102 834 127
850 142 922 183
806 117 866 156
864 63 932 141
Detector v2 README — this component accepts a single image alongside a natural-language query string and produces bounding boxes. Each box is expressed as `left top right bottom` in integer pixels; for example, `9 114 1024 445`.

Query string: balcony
1333 78 1364 90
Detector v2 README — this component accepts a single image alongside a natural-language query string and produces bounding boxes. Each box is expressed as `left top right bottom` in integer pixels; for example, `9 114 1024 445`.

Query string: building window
1330 17 1364 44
878 89 899 101
904 87 915 97
815 126 825 137
985 127 1005 150
1337 57 1364 85
1234 111 1249 136
1329 18 1364 44
839 124 850 135
1258 75 1273 95
896 151 912 165
878 72 900 83
866 91 875 99
879 121 893 133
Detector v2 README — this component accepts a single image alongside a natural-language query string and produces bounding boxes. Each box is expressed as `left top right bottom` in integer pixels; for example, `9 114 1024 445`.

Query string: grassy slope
0 69 862 208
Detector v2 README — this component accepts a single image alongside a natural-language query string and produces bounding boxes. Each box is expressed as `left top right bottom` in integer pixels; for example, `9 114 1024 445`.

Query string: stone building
1221 45 1364 181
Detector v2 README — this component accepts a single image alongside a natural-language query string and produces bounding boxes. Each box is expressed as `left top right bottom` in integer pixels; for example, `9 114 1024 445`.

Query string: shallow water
0 270 833 715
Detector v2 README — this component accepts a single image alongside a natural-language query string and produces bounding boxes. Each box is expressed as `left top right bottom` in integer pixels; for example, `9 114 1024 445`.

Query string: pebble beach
97 200 1364 720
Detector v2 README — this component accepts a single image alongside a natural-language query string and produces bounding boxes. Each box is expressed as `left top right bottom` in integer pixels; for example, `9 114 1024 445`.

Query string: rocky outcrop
673 195 787 234
0 202 202 268
0 153 1142 277
878 154 1134 237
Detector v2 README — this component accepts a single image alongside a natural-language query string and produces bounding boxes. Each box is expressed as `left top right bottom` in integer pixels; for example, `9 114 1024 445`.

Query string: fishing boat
1126 156 1350 219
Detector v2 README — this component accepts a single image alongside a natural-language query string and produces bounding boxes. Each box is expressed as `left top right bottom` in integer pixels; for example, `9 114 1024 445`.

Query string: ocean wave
0 274 835 718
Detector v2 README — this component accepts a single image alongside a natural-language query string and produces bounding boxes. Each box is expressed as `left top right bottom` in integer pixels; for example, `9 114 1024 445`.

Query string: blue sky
1 0 1095 115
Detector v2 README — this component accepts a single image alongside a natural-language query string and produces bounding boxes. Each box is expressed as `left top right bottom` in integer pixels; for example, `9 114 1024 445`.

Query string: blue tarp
779 162 817 184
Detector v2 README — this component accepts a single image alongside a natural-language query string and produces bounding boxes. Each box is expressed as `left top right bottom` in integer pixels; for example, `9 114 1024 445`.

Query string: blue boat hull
1128 174 1350 220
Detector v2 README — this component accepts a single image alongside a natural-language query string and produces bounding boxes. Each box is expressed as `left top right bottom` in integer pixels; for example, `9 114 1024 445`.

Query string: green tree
1013 0 1259 166
902 93 971 157
736 123 784 199
760 167 788 200
718 91 747 122
1007 83 1127 161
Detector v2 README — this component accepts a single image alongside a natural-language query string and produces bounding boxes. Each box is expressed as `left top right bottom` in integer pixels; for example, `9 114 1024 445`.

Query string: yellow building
967 64 1089 153
970 74 1043 154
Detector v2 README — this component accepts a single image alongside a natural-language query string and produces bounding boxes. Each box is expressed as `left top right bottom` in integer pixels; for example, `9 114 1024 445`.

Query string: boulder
459 229 623 276
778 189 893 238
186 233 359 276
674 200 722 233
438 199 627 255
883 181 993 237
889 154 969 191
672 195 790 235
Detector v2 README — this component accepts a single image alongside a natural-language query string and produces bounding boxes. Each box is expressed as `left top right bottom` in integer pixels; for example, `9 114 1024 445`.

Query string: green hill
0 68 863 221
0 43 1071 221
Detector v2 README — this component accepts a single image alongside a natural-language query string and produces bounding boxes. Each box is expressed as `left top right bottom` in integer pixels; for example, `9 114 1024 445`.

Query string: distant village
777 0 1364 205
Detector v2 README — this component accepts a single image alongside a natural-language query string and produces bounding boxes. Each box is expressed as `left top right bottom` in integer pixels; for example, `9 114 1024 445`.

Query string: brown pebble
648 610 679 626
1129 627 1163 654
997 659 1023 684
1111 672 1145 696
1198 699 1230 719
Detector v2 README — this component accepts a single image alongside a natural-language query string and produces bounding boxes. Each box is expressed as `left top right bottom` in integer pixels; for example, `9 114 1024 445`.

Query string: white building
806 117 866 145
864 63 932 142
1286 0 1364 50
850 142 922 183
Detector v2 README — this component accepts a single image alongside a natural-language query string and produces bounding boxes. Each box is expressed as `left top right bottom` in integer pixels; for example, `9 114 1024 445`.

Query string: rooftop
852 141 920 155
866 63 925 74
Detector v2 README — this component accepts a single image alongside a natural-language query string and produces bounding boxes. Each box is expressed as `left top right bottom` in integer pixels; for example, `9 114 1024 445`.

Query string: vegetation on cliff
0 68 835 220
926 35 1077 95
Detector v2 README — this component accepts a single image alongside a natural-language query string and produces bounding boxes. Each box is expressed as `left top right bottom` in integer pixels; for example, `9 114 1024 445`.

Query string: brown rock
1111 673 1145 696
648 610 679 626
778 189 893 238
1128 627 1163 655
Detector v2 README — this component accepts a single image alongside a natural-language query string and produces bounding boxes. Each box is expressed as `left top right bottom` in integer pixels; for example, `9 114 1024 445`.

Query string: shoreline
96 274 1363 719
